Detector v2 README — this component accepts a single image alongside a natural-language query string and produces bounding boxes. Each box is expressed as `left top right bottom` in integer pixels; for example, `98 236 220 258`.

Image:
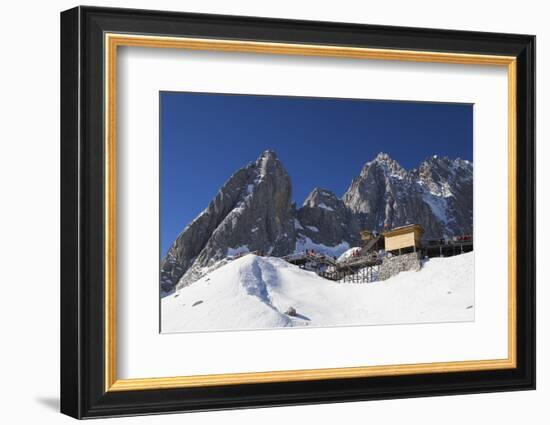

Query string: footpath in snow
161 252 474 333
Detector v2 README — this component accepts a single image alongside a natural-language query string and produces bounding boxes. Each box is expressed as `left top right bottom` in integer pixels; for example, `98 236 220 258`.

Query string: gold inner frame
104 33 517 392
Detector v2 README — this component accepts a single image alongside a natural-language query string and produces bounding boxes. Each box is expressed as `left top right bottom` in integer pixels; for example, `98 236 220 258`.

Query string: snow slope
294 235 350 258
337 247 363 262
161 252 474 333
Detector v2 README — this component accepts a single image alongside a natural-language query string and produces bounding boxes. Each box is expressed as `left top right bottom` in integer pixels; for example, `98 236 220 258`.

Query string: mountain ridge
161 150 472 293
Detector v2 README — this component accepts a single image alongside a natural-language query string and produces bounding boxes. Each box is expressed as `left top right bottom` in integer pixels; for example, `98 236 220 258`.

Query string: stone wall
378 252 422 281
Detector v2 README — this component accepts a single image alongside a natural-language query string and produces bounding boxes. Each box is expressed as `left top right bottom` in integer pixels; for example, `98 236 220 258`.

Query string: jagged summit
374 152 391 161
363 152 395 168
358 152 407 179
298 185 361 249
161 150 473 293
255 149 285 179
420 154 471 167
343 152 472 236
302 187 339 208
161 149 295 292
260 149 278 159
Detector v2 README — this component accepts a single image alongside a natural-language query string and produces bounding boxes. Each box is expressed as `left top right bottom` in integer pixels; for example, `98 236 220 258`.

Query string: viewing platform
281 224 473 284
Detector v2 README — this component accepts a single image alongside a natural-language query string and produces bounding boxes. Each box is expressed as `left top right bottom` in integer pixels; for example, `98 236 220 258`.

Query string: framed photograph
60 6 535 419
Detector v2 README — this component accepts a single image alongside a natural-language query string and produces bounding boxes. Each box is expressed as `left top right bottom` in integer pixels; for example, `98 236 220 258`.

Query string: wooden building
382 224 424 254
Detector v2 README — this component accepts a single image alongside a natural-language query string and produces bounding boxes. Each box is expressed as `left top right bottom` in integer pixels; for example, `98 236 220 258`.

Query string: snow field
162 252 474 333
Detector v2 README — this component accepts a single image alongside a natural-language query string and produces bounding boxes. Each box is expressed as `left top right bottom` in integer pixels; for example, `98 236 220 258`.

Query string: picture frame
60 5 535 419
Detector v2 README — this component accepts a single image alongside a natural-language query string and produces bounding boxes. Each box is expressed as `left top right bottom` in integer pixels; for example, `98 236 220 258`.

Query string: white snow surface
294 236 350 258
226 245 249 257
318 203 335 212
422 194 450 227
337 247 363 262
162 252 474 333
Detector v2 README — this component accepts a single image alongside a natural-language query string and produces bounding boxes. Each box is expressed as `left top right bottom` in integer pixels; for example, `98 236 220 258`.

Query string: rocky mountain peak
161 150 296 293
415 156 473 194
297 186 361 250
260 149 278 159
161 150 473 293
374 151 391 162
257 149 279 164
253 149 284 178
360 152 407 180
342 152 472 238
419 155 471 171
302 187 340 209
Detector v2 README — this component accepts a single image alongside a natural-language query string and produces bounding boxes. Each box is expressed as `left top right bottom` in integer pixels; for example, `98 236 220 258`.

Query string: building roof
382 224 424 238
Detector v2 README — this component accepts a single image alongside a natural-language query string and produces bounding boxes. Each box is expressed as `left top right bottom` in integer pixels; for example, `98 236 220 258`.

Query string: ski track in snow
161 252 474 333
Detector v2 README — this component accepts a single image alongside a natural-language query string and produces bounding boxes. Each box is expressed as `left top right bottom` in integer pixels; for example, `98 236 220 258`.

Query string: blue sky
160 92 473 255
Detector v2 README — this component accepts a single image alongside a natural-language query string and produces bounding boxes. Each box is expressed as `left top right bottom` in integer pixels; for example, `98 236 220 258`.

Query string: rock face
161 150 473 292
413 155 473 237
161 150 296 292
297 187 361 248
342 152 473 239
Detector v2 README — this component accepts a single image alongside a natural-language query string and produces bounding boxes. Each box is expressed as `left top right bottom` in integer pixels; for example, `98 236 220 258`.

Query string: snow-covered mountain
162 252 474 332
296 187 362 254
161 150 473 292
161 150 296 292
343 152 473 238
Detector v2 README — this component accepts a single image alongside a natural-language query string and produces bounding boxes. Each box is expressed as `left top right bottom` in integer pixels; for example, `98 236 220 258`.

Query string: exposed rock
378 252 422 281
413 155 473 237
161 150 296 292
284 306 297 317
161 151 473 291
297 187 361 249
342 152 473 239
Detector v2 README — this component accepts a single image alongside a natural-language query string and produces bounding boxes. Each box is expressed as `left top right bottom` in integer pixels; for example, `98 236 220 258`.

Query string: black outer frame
60 6 536 419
